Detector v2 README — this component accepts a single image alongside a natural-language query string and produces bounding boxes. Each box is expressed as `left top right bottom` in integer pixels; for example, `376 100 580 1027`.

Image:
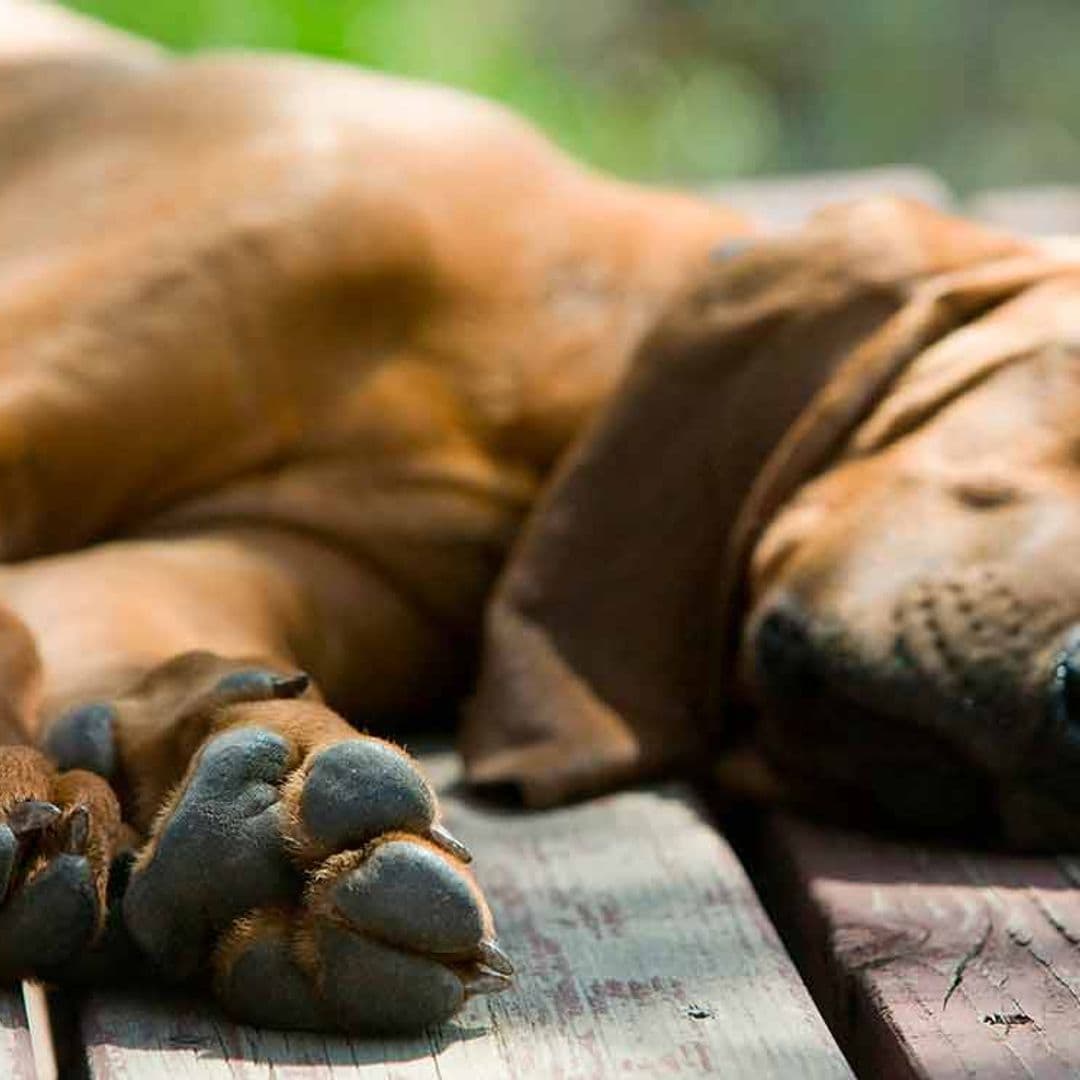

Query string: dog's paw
122 695 511 1033
0 746 125 982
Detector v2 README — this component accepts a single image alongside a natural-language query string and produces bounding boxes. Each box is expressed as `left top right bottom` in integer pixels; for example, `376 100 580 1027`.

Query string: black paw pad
44 703 117 779
300 741 436 849
331 840 485 956
124 728 299 978
316 924 465 1032
0 855 97 979
217 923 328 1031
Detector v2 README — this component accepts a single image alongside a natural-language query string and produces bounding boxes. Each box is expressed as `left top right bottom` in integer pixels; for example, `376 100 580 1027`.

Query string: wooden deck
759 815 1080 1080
73 749 851 1079
0 985 36 1079
2 172 1079 1077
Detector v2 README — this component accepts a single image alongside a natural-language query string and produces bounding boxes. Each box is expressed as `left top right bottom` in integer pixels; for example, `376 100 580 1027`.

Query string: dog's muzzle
746 584 1080 847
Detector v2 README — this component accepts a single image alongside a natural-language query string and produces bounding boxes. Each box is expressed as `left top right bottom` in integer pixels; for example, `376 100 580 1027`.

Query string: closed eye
950 477 1025 509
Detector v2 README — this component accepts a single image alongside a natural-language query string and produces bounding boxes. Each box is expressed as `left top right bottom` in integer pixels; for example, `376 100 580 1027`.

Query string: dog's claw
64 806 91 854
476 938 514 976
7 800 62 836
272 673 311 699
463 969 513 998
213 668 311 703
0 826 15 900
427 822 472 863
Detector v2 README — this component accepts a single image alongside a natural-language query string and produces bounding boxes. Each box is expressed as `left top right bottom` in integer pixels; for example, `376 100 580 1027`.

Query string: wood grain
22 981 58 1080
78 749 852 1078
0 985 37 1080
761 813 1080 1079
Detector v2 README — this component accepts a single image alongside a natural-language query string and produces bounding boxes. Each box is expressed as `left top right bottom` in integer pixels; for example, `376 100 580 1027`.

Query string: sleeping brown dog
3 0 1080 1035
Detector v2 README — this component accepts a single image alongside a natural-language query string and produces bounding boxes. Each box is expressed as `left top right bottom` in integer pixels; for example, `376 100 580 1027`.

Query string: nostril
1050 641 1080 737
754 606 820 697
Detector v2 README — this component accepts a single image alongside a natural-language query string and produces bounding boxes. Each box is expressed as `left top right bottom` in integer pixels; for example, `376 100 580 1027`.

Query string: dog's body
4 0 1080 1035
0 0 754 1031
0 22 743 719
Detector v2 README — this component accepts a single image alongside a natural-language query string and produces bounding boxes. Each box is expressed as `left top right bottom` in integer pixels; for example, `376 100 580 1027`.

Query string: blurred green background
62 0 1080 193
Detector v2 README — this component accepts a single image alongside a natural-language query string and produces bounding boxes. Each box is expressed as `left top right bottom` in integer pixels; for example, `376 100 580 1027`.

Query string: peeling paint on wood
762 813 1080 1080
78 751 852 1078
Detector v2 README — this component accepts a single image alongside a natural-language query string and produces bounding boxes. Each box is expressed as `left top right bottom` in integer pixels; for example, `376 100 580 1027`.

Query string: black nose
754 606 821 698
1050 639 1080 740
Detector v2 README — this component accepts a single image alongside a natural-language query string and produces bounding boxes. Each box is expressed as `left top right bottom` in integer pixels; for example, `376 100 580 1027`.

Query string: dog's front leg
0 527 511 1031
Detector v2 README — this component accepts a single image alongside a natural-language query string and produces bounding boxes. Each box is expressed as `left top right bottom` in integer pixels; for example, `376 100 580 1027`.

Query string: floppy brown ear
460 198 1032 806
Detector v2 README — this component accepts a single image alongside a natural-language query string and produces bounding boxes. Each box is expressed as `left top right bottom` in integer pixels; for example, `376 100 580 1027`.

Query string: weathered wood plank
760 813 1080 1079
0 983 39 1080
22 981 59 1080
78 750 852 1078
968 185 1080 235
709 166 952 227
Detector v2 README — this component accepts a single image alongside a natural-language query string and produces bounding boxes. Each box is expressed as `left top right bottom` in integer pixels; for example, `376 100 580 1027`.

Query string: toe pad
300 740 436 849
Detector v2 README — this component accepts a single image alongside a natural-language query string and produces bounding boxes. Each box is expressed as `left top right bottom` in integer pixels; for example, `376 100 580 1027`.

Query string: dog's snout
753 606 820 697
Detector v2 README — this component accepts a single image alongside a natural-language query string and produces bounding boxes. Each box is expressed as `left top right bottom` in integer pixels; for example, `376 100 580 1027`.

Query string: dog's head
742 269 1080 847
465 197 1080 847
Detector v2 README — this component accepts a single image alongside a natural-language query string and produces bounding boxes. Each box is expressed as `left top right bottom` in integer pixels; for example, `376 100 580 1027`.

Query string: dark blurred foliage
64 0 1080 191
